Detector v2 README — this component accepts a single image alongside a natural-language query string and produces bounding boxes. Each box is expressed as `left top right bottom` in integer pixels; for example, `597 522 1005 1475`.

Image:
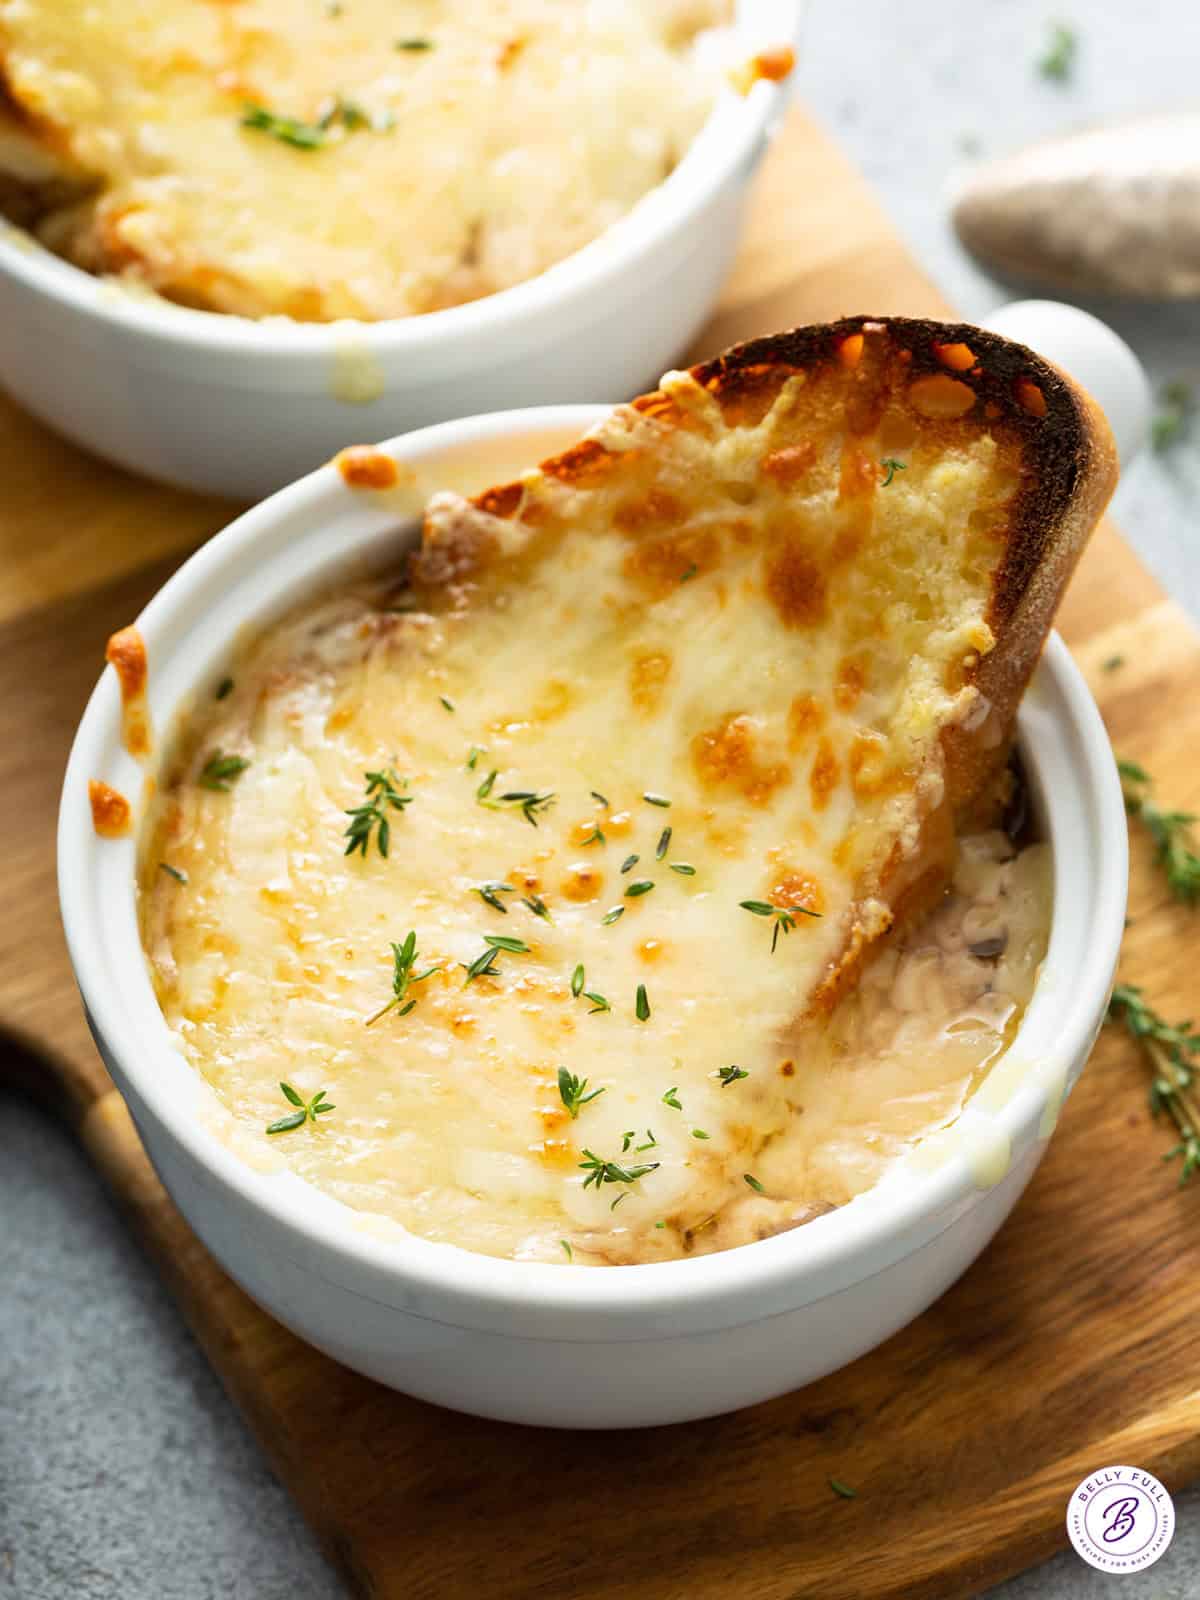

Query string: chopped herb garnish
463 946 501 983
476 770 555 826
601 905 625 926
654 1220 666 1229
560 1239 573 1261
1119 758 1200 901
625 880 655 898
590 790 610 807
344 767 412 858
880 457 907 487
215 676 234 700
743 1173 766 1193
266 1082 335 1135
1103 655 1125 672
571 963 586 997
558 1067 604 1119
579 1149 660 1190
475 881 514 914
365 931 440 1025
439 695 455 713
692 1128 710 1140
580 825 606 847
621 1129 658 1154
669 862 697 876
1037 21 1077 81
740 898 820 951
611 1192 629 1211
636 984 650 1021
396 36 433 50
621 854 640 874
829 1478 858 1501
584 992 611 1014
1109 984 1200 1183
241 104 328 150
523 895 553 923
484 934 529 954
158 862 188 884
679 564 698 583
198 751 250 791
1151 381 1192 452
466 745 484 770
662 1086 682 1110
655 827 672 861
642 792 671 808
716 1065 749 1086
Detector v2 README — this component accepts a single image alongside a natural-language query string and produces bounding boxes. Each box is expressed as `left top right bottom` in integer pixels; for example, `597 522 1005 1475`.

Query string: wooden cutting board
5 106 1200 1600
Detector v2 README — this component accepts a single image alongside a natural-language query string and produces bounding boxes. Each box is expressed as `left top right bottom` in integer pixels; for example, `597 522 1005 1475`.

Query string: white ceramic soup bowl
59 397 1128 1429
0 0 800 502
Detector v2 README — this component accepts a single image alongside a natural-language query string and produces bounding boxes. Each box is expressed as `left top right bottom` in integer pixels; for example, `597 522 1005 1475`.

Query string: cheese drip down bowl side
58 407 1127 1428
0 0 800 501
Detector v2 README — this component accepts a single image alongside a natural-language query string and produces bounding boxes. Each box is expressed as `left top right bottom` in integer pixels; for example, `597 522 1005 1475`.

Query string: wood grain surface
4 107 1200 1600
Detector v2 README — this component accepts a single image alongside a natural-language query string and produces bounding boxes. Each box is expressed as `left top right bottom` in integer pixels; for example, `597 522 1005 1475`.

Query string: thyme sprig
558 1068 604 1119
579 1149 660 1191
344 767 412 858
365 931 439 1024
267 1082 335 1135
474 881 513 914
879 457 906 487
740 898 821 951
1119 759 1200 901
1108 984 1200 1182
475 769 556 826
716 1065 749 1086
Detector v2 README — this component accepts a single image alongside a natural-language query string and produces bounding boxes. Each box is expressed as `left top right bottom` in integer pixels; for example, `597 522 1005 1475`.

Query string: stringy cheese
139 370 1052 1264
0 0 729 319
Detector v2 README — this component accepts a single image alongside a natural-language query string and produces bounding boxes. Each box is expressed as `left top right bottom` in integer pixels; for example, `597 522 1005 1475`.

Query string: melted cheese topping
0 0 727 320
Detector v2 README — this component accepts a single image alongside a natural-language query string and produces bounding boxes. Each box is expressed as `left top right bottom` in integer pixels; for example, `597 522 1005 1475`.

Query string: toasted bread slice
412 316 1117 1012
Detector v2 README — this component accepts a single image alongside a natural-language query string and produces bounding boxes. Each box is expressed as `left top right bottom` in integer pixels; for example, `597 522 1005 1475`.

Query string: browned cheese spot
769 870 825 917
835 655 868 712
809 737 840 811
761 441 816 488
336 446 399 490
788 693 825 750
692 713 790 807
105 624 151 757
622 529 719 599
765 540 827 628
561 864 604 903
629 650 672 714
89 779 132 837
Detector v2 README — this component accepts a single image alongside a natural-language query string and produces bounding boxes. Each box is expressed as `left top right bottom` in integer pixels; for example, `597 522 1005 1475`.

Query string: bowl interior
59 406 1128 1321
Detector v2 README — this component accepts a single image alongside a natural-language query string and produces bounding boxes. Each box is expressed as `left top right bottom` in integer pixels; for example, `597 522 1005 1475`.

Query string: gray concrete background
3 2 1198 1595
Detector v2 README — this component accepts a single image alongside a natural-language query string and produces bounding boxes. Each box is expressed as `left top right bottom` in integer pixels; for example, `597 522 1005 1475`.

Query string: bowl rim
0 0 800 361
58 403 1128 1328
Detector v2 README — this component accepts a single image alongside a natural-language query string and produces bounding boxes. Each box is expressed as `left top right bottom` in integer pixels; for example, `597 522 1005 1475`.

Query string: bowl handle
983 298 1150 471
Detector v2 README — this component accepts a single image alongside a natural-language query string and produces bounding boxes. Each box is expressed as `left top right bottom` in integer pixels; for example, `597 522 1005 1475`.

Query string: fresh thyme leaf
344 766 412 858
620 854 640 874
484 934 529 954
620 1130 637 1153
571 963 585 997
743 1173 765 1193
669 862 696 876
679 563 698 583
636 1129 657 1150
654 1220 666 1229
625 880 655 898
266 1082 335 1134
642 792 671 808
662 1086 682 1110
1037 21 1077 80
475 881 514 914
611 1192 629 1211
655 827 672 861
476 769 498 800
601 905 625 925
1103 655 1125 672
635 984 650 1021
476 771 555 826
365 932 440 1024
716 1065 749 1086
560 1239 573 1260
578 1148 660 1190
158 862 188 884
1152 381 1193 452
584 992 611 1014
829 1478 858 1500
198 751 250 791
523 895 553 923
580 825 606 847
558 1068 605 1119
1119 758 1200 901
396 36 433 49
590 790 609 807
740 897 820 951
241 104 328 150
439 695 455 713
466 745 484 770
215 676 234 700
1108 984 1200 1182
692 1128 710 1139
879 457 906 487
463 946 501 983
